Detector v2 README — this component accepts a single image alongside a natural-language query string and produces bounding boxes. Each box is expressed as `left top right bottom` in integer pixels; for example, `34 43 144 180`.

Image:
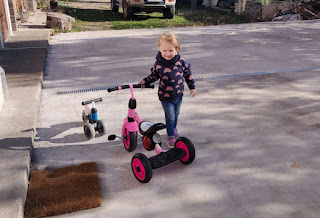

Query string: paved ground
31 20 320 217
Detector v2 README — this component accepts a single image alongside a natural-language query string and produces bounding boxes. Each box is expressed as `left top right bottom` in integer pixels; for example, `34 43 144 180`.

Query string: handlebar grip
82 97 102 105
146 84 154 89
107 86 119 92
132 84 154 89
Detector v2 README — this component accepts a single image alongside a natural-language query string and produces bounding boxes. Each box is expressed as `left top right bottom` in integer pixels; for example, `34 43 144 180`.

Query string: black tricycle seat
139 122 166 136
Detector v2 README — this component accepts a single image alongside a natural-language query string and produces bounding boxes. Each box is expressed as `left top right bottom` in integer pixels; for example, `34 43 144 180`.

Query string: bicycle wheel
82 110 88 123
84 123 95 140
123 130 137 152
96 120 107 136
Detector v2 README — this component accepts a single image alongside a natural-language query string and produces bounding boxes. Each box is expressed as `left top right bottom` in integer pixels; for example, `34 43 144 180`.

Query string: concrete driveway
33 21 320 217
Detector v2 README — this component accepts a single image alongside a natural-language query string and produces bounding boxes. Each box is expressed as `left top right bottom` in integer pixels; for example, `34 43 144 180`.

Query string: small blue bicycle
81 98 106 140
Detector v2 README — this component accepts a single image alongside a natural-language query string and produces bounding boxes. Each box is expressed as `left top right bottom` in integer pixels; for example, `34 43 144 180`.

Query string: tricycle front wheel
123 130 137 152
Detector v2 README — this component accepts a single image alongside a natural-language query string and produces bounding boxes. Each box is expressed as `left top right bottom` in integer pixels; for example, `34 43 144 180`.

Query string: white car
111 0 176 20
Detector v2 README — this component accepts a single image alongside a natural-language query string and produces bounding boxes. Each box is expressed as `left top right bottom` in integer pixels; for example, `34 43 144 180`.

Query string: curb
0 28 50 218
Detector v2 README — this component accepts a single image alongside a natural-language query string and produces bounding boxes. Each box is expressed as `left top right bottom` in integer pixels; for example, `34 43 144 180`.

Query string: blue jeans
161 97 182 137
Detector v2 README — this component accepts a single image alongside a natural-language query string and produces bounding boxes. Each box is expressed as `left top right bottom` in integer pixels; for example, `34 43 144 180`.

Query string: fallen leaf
291 162 303 169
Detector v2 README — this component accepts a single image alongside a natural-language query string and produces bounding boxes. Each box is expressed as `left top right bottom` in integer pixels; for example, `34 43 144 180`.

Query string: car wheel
163 6 175 19
111 0 119 12
123 0 134 20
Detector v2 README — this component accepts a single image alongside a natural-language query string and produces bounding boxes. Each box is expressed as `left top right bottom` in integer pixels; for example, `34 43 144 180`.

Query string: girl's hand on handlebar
190 89 196 97
138 80 146 88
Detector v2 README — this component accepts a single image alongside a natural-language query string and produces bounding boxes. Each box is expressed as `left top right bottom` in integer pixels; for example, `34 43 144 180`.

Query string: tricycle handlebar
108 84 154 92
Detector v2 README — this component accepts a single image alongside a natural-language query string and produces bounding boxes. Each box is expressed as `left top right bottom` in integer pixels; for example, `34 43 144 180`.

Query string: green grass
58 2 255 32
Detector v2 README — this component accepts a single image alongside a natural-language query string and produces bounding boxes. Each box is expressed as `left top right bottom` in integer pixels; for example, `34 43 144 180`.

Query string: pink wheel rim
123 129 130 150
175 141 190 162
132 158 146 181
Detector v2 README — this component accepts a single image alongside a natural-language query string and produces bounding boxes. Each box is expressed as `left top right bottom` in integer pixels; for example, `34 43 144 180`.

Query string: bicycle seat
139 122 166 136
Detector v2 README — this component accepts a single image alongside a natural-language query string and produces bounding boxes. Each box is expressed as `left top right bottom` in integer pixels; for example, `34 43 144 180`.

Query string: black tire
123 131 138 152
131 153 152 183
111 0 119 12
122 0 134 20
175 137 195 164
96 120 107 136
84 123 95 140
163 6 175 19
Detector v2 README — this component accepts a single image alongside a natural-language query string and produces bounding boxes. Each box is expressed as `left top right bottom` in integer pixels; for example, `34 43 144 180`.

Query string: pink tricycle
108 84 195 183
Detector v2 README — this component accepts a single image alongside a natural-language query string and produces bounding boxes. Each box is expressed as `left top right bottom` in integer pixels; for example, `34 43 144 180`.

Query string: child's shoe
174 128 179 139
166 136 176 149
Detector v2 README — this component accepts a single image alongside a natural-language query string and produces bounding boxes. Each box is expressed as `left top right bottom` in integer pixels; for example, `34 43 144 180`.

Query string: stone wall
235 0 263 18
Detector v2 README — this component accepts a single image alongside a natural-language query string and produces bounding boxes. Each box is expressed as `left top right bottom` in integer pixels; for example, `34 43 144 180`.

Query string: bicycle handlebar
108 84 154 92
82 97 102 106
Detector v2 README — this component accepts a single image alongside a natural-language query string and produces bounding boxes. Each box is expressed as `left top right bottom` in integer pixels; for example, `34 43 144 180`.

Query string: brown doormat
24 162 102 218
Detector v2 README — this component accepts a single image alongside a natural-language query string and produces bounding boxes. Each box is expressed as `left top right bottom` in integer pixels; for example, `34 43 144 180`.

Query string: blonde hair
158 32 180 50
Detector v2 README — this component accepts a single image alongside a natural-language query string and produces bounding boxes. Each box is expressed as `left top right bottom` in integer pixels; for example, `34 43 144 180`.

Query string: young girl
139 32 196 148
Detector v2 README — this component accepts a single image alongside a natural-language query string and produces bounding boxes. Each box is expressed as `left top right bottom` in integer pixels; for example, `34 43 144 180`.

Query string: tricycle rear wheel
175 137 195 164
131 153 152 183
